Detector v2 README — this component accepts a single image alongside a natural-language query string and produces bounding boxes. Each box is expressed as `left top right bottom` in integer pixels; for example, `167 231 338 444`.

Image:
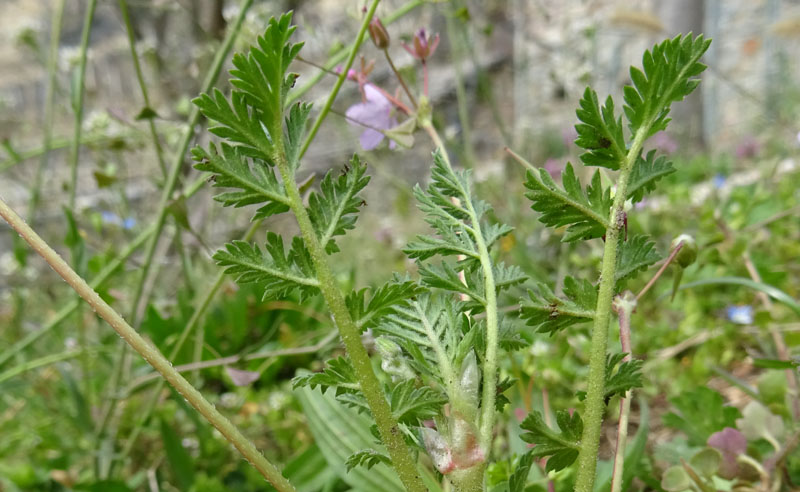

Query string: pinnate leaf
192 143 290 220
292 357 360 395
626 150 675 203
345 449 392 471
623 34 711 137
520 410 582 472
520 276 596 335
307 155 370 254
575 87 626 170
213 233 318 300
616 235 661 286
524 164 611 242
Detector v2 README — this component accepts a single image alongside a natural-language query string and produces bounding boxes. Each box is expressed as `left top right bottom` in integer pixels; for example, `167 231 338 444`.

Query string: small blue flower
713 174 727 189
122 217 136 230
101 211 121 225
725 305 753 325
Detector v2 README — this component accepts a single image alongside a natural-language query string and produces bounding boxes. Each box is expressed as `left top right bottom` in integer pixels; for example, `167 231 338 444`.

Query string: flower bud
670 234 698 268
368 17 390 49
458 351 479 409
402 28 440 62
375 336 415 381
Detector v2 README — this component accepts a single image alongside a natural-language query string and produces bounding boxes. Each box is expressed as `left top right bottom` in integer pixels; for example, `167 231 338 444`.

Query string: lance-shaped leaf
520 410 582 472
284 101 313 171
524 164 612 242
520 276 596 335
213 232 319 300
418 262 485 306
623 34 711 137
616 235 661 286
346 276 424 331
192 143 290 220
626 150 675 203
575 87 627 170
292 357 360 396
307 155 370 254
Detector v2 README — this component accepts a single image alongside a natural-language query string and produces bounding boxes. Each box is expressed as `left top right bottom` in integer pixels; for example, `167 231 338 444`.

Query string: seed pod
368 17 390 49
670 234 698 268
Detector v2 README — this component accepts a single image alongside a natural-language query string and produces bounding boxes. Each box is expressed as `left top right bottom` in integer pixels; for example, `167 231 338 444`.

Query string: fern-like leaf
524 164 612 242
213 233 318 300
386 379 447 425
373 294 466 387
346 449 392 471
519 410 582 472
575 87 627 170
192 143 290 219
307 155 370 254
520 276 596 335
626 150 675 203
292 357 360 395
347 276 424 331
577 353 644 402
615 235 661 286
623 34 711 137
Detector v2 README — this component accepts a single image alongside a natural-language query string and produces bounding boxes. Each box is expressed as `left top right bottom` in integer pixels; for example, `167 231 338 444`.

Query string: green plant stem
273 55 427 492
95 0 254 445
444 8 475 168
0 196 297 492
0 348 104 385
27 0 64 221
113 219 263 470
421 120 498 489
383 50 417 108
287 0 425 105
297 0 381 160
66 0 98 210
0 223 155 368
118 0 168 177
275 157 426 492
573 127 648 492
610 292 637 492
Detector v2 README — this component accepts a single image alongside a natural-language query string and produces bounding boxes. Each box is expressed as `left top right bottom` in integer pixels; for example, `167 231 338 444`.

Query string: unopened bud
375 337 415 381
368 17 390 49
670 234 698 268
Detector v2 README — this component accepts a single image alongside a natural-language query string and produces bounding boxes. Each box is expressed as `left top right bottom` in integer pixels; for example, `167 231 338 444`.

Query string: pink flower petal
225 367 261 387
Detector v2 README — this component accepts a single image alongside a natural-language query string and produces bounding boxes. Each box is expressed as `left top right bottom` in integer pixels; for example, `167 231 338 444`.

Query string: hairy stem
66 0 98 210
610 291 637 492
113 220 263 471
422 120 499 489
0 197 297 492
274 154 426 492
573 127 648 492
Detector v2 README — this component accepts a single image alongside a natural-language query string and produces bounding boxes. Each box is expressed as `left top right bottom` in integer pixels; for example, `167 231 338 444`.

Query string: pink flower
346 83 398 150
402 28 440 62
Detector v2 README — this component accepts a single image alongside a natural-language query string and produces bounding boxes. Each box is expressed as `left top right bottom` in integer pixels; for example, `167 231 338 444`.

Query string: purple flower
542 158 564 178
402 28 440 62
708 428 747 479
735 136 760 159
346 83 398 150
561 126 578 149
650 131 678 154
225 366 260 387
